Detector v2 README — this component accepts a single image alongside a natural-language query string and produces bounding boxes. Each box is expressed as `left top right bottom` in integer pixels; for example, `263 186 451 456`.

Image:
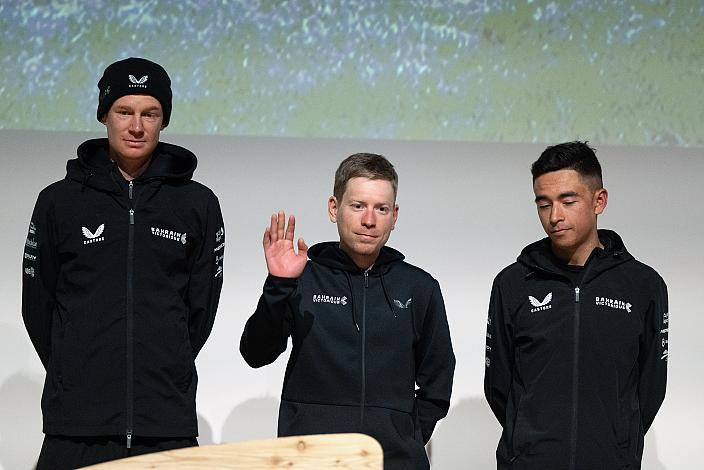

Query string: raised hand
263 211 308 278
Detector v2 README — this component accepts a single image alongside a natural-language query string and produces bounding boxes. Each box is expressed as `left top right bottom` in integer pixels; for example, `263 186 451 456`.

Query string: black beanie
97 57 173 127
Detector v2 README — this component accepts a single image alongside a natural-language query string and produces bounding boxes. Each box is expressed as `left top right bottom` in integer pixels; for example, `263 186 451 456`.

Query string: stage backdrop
1 2 702 469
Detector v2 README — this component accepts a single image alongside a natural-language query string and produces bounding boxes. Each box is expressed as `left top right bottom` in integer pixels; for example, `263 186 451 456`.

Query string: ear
593 188 608 215
328 196 338 223
391 204 399 230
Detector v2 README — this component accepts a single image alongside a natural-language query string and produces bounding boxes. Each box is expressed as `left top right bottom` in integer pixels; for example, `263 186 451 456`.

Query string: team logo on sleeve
529 292 552 312
82 224 105 244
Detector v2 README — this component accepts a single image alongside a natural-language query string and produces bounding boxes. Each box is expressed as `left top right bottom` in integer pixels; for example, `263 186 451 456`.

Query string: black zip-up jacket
22 138 224 442
240 242 455 470
485 230 668 470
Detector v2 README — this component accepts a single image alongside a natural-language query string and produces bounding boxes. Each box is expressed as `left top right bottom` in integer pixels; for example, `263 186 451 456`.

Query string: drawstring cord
378 271 396 317
344 271 359 332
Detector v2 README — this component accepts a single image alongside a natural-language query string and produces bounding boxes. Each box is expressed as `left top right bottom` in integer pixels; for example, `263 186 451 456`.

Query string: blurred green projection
1 0 702 146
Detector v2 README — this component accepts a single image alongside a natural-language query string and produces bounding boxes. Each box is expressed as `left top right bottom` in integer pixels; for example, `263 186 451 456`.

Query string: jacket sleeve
638 274 668 433
240 274 297 368
414 280 455 444
22 192 59 369
484 273 515 427
186 194 224 357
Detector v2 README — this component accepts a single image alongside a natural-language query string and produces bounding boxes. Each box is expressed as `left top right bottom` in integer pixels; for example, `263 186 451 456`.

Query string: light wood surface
82 433 383 469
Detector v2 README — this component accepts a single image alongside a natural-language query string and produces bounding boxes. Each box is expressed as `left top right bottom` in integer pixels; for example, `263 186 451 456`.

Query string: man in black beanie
22 57 225 469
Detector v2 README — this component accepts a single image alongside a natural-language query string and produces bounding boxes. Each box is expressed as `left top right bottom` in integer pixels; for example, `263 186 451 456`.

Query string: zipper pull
364 270 369 288
354 321 360 332
129 209 134 225
128 181 133 200
126 431 132 449
575 287 580 302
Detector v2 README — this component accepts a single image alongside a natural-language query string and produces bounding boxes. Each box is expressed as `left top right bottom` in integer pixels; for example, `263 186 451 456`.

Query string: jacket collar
307 241 404 274
66 138 197 193
518 229 633 283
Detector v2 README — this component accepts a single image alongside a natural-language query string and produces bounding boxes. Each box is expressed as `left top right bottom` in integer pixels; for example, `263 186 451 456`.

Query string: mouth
355 233 378 240
550 228 570 235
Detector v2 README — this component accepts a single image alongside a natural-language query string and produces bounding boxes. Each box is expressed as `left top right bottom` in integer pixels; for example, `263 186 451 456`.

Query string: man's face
102 95 163 164
533 169 607 257
328 177 399 268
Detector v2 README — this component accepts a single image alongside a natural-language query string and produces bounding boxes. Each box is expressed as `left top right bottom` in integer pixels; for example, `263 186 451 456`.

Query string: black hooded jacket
22 138 224 441
484 230 668 470
240 242 455 470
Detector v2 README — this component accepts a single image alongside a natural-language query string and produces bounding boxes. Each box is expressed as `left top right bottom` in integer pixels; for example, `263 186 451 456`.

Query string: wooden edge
83 433 383 469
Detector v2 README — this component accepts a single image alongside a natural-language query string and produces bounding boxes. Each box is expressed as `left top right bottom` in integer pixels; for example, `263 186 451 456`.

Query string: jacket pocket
169 316 195 393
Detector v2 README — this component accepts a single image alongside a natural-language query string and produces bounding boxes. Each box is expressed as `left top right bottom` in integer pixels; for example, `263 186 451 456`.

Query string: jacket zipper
126 181 135 449
360 269 369 424
569 285 580 470
568 255 595 470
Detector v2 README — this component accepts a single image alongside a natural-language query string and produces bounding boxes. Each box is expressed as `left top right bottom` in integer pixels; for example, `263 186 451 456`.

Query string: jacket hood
518 229 633 283
67 138 197 192
308 242 405 273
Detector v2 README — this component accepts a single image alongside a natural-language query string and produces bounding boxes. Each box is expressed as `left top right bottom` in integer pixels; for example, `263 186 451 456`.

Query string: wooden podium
83 433 383 469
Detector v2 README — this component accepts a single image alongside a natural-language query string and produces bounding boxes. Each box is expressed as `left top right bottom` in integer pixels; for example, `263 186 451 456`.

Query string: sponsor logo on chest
151 226 187 244
595 296 632 313
312 294 347 306
528 292 552 313
82 224 105 244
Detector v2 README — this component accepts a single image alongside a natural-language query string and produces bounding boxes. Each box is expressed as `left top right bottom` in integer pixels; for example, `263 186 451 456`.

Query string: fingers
269 213 278 241
263 227 270 249
268 211 299 244
276 210 285 240
285 215 296 241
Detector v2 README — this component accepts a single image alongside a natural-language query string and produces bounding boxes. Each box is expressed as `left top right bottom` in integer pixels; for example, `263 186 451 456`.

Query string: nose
361 208 376 228
129 114 144 134
549 204 563 226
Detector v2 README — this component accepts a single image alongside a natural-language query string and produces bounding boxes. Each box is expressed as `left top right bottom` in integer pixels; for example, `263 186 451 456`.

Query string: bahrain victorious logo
595 296 632 313
151 227 187 245
313 294 347 306
529 292 552 313
393 298 412 309
128 74 148 88
82 224 105 244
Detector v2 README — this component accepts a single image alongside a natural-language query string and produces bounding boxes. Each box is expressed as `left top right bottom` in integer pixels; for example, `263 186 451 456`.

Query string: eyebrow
114 106 160 112
534 191 579 203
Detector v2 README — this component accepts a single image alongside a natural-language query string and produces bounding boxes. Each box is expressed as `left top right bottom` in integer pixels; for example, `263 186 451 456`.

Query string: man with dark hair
22 57 225 469
240 153 455 470
484 141 668 469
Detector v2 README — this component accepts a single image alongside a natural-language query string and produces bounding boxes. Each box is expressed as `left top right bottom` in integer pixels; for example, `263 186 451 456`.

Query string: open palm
263 211 308 278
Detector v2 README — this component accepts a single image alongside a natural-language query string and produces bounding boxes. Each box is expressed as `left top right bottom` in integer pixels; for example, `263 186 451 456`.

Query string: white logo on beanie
128 74 148 88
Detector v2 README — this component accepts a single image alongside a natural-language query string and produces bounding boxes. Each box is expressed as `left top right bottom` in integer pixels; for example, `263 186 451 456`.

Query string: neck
112 154 152 181
552 232 603 266
340 244 378 271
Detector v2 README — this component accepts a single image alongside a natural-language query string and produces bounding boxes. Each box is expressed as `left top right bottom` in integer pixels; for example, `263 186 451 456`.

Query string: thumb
297 238 308 256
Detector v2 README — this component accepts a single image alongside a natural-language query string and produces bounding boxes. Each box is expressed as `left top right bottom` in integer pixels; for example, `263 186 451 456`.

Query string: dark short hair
531 141 603 188
333 153 398 201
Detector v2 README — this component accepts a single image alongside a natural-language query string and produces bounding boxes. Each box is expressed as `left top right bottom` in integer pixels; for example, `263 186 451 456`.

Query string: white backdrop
1 129 702 468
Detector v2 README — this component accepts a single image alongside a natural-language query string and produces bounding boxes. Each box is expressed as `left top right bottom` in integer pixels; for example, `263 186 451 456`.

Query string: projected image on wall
1 0 702 145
